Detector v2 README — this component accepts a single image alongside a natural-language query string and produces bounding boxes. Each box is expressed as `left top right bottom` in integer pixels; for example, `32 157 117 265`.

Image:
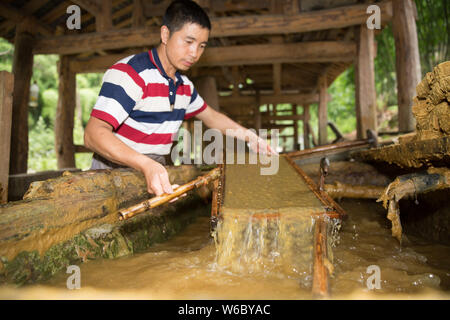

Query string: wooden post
355 25 377 139
55 55 76 169
132 0 145 28
254 89 261 132
0 72 14 203
292 104 299 151
303 104 311 149
10 20 34 174
97 0 113 32
318 75 328 145
392 0 421 132
194 76 219 111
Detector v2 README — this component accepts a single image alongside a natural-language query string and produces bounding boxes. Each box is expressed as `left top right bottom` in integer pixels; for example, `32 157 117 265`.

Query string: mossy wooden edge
352 136 450 168
0 194 210 286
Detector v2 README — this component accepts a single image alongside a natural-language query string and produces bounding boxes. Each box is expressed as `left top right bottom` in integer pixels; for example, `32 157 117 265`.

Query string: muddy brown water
0 198 448 300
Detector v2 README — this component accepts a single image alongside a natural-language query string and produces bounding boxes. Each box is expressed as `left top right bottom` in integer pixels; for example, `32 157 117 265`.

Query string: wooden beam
318 74 328 146
10 21 34 174
55 56 76 169
355 25 377 140
96 0 113 32
132 0 146 28
0 2 53 36
0 71 14 204
33 2 392 55
263 114 304 122
197 42 356 66
72 0 101 15
143 0 271 17
219 93 320 108
392 0 421 132
69 42 356 73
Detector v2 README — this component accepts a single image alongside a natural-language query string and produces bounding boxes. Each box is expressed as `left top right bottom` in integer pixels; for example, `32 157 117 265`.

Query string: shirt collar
149 48 183 84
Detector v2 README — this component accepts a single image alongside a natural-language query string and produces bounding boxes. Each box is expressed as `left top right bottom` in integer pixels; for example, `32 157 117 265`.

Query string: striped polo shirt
91 47 207 155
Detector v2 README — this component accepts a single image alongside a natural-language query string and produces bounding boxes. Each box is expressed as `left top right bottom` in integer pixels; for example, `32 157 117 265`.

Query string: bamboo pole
118 167 221 221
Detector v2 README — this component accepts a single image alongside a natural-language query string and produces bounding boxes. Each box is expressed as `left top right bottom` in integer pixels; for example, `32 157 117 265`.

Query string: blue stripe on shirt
128 52 156 74
190 88 198 104
130 109 187 124
99 82 137 114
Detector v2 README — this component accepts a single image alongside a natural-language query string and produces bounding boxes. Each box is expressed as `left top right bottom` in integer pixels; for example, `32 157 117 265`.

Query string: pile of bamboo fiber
413 61 450 141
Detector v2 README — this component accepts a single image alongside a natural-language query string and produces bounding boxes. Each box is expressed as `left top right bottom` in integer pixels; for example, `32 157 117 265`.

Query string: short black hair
162 0 211 33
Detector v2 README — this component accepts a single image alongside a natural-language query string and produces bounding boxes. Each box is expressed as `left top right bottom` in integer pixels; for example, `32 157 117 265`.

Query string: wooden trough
212 154 346 298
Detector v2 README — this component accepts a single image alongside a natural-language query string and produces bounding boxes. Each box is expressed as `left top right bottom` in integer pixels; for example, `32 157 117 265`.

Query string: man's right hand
140 157 174 196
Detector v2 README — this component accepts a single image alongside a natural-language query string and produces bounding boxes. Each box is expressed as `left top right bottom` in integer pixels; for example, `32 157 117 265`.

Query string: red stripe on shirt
91 109 120 130
143 83 169 98
116 123 174 145
110 63 146 91
177 84 191 96
185 102 207 119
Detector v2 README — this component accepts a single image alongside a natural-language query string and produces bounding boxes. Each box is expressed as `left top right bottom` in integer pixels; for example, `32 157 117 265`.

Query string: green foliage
28 117 57 172
41 88 58 125
0 38 13 72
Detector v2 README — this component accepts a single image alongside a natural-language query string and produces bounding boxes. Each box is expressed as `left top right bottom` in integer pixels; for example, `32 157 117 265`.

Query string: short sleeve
184 85 207 120
90 63 145 130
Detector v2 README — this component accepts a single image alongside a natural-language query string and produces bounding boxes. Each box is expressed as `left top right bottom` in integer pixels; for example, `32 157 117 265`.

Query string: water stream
0 199 448 299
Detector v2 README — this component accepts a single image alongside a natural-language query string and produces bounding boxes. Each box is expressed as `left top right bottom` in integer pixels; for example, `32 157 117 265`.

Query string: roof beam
69 41 355 73
219 93 323 108
33 1 392 55
0 2 53 36
72 0 101 15
197 41 356 66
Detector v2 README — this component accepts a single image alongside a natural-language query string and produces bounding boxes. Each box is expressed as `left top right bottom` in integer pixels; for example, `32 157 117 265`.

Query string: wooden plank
10 21 34 174
219 93 320 108
0 71 14 204
195 42 356 66
33 1 392 55
55 56 76 169
392 0 421 132
355 25 377 139
69 41 355 73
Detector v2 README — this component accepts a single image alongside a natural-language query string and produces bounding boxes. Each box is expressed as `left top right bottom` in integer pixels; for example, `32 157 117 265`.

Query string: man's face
163 22 209 71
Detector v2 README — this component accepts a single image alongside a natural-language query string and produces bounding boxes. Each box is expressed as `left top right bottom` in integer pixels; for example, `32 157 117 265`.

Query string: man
84 0 275 197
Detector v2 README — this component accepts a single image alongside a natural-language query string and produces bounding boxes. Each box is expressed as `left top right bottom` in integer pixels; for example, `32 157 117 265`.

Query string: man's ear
161 25 170 45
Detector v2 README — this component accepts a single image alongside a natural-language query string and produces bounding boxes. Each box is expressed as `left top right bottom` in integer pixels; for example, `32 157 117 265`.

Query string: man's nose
189 45 199 59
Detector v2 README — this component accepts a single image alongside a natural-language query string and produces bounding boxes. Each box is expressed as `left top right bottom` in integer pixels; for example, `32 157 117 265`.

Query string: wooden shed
0 0 422 200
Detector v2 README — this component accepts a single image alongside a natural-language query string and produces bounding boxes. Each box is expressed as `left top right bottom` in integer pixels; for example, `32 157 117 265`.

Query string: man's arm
84 117 174 196
195 105 277 155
